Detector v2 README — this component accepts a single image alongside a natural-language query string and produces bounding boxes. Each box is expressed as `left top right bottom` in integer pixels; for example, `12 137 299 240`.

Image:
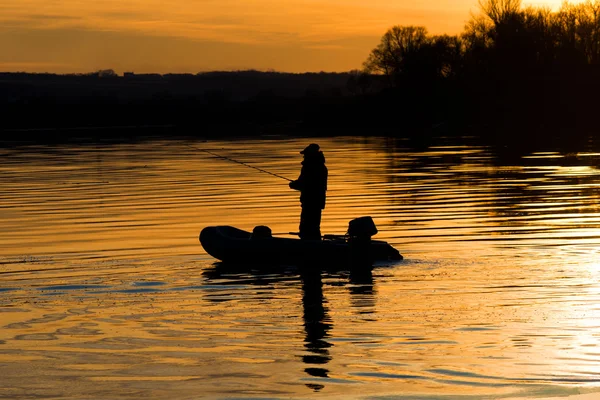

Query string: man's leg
300 207 322 240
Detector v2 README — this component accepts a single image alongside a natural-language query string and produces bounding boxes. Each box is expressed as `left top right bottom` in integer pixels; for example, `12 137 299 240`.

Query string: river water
1 135 600 399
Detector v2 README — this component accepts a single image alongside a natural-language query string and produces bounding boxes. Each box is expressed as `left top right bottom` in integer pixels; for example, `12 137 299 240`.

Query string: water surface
1 135 600 399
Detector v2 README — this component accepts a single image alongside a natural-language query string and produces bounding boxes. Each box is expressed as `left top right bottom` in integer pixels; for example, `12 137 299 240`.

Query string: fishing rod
184 143 292 182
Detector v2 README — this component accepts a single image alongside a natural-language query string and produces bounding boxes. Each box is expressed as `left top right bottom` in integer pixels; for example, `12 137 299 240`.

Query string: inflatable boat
199 217 402 266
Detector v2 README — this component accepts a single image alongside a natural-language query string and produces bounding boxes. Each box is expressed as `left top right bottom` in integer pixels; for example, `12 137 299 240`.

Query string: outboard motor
347 216 378 268
347 216 378 240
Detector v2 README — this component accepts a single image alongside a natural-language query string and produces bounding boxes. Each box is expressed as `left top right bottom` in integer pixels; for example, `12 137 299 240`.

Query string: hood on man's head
300 143 320 155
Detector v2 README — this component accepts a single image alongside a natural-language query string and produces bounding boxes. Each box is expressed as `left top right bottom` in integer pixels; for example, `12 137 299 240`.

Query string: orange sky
0 0 565 74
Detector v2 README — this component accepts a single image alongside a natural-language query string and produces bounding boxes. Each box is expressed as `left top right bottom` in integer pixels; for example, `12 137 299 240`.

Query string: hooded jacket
289 151 328 209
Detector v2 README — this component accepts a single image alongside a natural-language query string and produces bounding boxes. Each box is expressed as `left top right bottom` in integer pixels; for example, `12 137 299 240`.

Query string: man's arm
289 179 301 190
289 168 305 191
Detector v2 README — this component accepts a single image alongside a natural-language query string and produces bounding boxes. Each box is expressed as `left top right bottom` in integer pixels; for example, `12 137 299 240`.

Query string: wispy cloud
0 61 76 72
0 0 471 44
0 27 383 73
27 14 81 20
0 0 486 73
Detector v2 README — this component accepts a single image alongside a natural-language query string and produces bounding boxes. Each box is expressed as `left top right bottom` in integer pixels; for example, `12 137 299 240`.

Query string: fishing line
184 143 292 182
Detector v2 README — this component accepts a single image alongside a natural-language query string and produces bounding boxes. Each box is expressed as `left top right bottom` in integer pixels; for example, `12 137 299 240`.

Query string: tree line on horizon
362 0 600 85
2 0 599 142
349 0 600 140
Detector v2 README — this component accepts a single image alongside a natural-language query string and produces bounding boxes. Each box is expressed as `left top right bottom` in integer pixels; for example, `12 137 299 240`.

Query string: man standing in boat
289 143 328 240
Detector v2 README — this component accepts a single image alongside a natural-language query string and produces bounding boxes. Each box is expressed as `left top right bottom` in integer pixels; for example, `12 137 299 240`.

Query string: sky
0 0 566 74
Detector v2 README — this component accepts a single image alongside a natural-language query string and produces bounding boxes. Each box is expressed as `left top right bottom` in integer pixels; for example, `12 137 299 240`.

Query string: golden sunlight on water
1 135 600 399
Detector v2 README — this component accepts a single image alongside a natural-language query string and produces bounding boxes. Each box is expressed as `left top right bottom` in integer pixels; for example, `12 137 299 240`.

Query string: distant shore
0 70 597 147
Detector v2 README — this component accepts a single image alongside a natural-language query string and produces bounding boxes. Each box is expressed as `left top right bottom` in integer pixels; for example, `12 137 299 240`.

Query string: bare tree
554 1 600 65
430 35 466 78
363 26 429 84
478 0 522 25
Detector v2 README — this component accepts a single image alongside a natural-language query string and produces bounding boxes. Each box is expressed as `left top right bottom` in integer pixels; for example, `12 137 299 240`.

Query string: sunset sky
0 0 567 74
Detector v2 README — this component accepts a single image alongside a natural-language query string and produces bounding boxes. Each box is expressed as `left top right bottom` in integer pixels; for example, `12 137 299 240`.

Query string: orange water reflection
1 136 600 398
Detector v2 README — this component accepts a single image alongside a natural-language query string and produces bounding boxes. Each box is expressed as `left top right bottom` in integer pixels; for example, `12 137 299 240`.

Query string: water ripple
2 136 600 398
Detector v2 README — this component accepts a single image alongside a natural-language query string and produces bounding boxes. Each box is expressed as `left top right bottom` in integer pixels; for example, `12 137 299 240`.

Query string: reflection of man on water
301 269 332 391
289 144 328 240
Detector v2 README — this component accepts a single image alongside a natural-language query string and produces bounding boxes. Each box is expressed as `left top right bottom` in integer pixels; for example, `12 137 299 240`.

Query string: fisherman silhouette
289 144 328 240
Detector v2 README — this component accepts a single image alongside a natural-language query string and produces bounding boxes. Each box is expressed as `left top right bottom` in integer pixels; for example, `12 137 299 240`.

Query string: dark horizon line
0 68 363 77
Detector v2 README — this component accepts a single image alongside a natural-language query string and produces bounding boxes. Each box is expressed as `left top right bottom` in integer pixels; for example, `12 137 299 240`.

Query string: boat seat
250 225 272 239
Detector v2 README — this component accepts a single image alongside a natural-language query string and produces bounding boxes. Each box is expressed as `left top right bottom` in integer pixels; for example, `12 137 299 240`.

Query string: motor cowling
347 216 378 268
347 216 378 240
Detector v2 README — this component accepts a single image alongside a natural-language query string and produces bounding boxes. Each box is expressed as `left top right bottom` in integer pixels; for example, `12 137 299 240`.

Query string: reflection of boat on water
199 217 402 267
201 264 377 393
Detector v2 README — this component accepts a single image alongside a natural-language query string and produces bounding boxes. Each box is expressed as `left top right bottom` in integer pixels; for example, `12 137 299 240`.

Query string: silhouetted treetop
366 0 600 83
363 26 464 85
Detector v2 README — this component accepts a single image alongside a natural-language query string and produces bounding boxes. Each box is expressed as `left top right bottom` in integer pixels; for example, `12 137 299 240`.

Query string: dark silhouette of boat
199 218 402 266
